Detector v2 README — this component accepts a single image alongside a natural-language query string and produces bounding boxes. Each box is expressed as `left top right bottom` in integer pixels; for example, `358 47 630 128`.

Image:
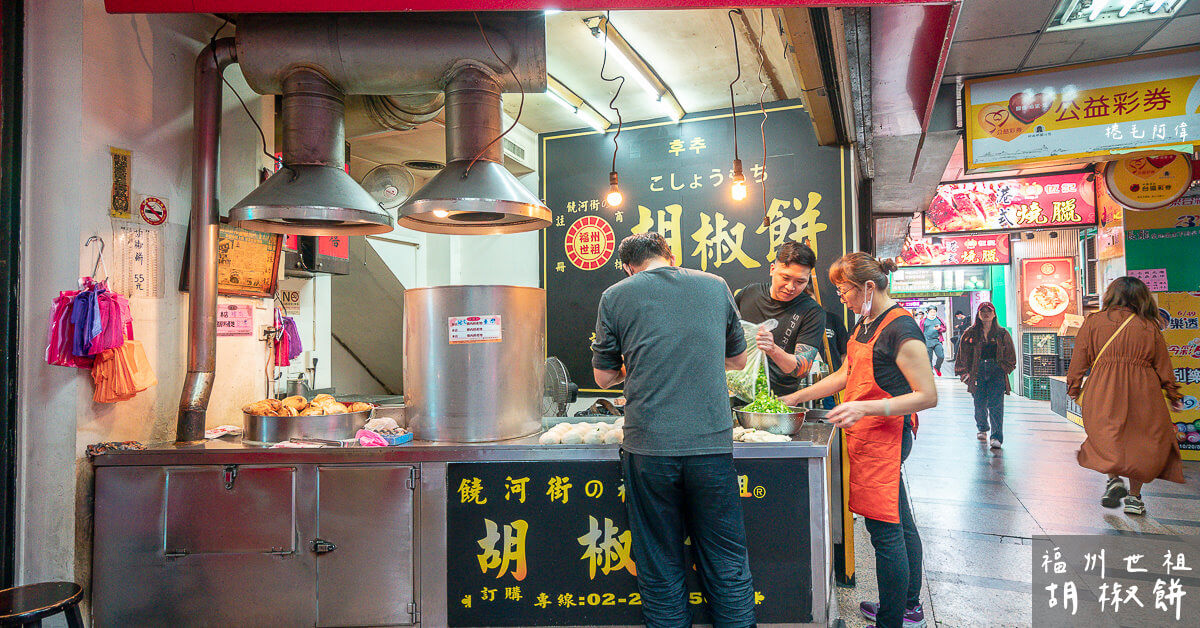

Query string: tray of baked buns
242 394 375 445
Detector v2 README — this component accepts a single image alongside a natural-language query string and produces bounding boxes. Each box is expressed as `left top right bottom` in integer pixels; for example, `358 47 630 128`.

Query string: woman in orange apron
783 253 938 628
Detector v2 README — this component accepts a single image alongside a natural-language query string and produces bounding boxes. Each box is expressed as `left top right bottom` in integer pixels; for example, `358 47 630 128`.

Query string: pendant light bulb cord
756 9 770 224
599 12 625 176
727 9 743 164
465 12 525 179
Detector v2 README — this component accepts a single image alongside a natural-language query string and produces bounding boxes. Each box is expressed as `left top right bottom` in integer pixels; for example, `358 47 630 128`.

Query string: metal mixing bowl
733 406 806 435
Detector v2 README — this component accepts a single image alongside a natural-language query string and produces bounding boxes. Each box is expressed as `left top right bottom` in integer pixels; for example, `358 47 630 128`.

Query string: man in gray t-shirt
591 232 755 627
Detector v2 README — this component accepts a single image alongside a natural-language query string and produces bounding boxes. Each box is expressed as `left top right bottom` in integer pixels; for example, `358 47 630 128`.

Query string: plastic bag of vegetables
726 320 773 402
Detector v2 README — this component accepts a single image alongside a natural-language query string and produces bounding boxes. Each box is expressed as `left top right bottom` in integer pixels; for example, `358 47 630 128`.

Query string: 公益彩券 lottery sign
964 47 1200 170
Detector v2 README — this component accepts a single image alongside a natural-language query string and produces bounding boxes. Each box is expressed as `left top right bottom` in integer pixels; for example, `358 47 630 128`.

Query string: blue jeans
620 451 756 628
973 360 1005 443
862 426 922 628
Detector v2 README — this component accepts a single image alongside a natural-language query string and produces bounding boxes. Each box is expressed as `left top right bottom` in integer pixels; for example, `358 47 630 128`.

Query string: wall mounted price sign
965 47 1200 170
541 101 852 390
1020 257 1077 328
898 233 1011 267
445 458 810 627
924 171 1097 234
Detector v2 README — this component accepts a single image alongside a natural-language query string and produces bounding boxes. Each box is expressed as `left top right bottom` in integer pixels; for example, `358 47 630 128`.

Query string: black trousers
862 427 922 628
973 360 1006 442
620 451 756 628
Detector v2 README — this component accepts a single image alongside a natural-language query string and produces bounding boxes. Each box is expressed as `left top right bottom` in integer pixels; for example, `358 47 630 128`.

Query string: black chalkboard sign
540 101 852 391
445 458 811 627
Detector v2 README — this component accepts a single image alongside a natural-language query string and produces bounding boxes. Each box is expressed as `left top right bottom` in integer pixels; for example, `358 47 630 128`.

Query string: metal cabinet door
317 465 417 627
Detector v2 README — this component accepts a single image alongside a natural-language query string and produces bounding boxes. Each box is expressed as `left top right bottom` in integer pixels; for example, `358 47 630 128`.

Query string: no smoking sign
138 195 168 226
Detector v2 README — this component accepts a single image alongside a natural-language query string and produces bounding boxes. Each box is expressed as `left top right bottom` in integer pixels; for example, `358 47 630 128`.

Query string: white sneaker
977 431 988 441
989 439 1002 449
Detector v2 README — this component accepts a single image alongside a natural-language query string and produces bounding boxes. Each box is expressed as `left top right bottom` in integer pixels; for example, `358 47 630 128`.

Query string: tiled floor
835 375 1200 627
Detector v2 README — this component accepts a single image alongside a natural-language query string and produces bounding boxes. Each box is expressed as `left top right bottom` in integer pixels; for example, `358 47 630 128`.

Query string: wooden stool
0 582 83 628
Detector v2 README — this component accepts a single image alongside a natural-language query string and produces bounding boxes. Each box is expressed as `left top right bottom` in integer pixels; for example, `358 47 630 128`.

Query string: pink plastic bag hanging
45 290 93 368
90 291 132 354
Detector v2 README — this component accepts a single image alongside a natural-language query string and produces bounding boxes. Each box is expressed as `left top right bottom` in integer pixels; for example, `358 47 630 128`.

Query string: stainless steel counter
90 422 837 466
90 422 840 627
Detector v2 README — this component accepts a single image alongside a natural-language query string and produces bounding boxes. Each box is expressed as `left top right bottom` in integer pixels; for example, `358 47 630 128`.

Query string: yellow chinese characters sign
1157 293 1200 461
964 47 1200 170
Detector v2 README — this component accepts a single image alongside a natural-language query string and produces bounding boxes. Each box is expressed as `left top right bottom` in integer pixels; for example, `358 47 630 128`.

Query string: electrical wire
727 9 743 164
599 13 626 176
756 9 770 225
209 19 279 170
465 12 525 179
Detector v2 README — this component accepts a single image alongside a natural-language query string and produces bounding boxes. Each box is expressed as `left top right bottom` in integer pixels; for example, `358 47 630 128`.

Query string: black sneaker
1101 477 1128 508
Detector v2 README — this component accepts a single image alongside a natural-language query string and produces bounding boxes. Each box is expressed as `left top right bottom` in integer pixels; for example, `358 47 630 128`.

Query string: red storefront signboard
1020 257 1078 328
924 171 1097 234
898 233 1010 267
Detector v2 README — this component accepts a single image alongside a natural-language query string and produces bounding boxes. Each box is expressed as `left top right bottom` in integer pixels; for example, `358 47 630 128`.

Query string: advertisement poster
924 171 1097 234
1157 293 1200 460
1104 153 1193 209
1125 191 1200 293
964 48 1200 170
898 233 1010 267
541 101 852 390
445 459 811 626
1020 257 1077 328
1094 167 1125 261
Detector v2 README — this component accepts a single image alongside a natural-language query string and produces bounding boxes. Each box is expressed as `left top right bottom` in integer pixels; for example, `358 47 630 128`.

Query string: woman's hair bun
879 258 900 274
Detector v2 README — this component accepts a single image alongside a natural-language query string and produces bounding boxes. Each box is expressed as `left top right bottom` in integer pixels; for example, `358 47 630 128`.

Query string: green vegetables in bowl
741 366 790 413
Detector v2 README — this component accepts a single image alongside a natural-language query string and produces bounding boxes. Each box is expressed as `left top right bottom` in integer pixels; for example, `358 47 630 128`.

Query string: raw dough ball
602 429 622 444
561 431 584 445
552 422 572 432
539 431 562 445
583 428 605 445
614 418 624 427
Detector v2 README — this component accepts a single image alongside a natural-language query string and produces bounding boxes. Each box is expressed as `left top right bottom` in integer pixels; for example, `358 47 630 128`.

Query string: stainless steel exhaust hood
396 65 551 234
228 68 393 235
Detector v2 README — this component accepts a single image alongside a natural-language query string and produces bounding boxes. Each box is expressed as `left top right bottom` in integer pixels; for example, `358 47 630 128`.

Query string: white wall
18 1 282 586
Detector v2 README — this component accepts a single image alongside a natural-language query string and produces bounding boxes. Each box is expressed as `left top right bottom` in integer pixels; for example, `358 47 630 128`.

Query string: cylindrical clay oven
404 285 546 442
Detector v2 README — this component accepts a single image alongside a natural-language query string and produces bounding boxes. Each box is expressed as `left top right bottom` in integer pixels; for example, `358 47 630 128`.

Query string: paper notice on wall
1129 268 1169 292
112 222 163 298
448 315 502 344
216 304 254 336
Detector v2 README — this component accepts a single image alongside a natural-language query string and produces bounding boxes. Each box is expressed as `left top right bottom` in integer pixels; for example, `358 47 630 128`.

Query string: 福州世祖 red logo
564 216 615 271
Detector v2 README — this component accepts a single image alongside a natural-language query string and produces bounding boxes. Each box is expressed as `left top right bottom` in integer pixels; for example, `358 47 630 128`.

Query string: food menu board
1157 292 1200 460
897 233 1010 267
924 171 1097 234
1020 257 1077 328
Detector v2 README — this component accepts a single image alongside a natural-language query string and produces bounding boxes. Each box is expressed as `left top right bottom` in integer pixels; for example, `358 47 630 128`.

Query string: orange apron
843 306 917 524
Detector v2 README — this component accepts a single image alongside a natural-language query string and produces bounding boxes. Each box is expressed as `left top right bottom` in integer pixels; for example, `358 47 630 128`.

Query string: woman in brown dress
1066 276 1185 516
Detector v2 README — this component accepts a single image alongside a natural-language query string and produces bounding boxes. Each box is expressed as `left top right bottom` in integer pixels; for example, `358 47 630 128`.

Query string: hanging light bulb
730 159 747 201
606 171 624 207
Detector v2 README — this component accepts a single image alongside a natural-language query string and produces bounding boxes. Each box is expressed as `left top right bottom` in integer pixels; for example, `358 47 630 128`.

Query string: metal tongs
288 437 346 447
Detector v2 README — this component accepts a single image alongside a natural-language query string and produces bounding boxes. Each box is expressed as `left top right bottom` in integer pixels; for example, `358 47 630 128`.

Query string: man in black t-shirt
734 242 827 396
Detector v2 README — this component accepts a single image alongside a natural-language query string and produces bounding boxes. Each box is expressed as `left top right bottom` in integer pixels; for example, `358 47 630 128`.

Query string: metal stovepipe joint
444 64 505 164
177 37 237 444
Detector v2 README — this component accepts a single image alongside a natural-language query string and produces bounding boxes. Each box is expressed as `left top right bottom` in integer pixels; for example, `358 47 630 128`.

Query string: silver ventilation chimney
396 65 551 234
228 68 393 235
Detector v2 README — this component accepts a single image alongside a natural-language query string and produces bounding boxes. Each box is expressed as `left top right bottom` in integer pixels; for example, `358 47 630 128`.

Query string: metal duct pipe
235 12 546 95
228 67 392 235
177 37 236 444
395 65 551 234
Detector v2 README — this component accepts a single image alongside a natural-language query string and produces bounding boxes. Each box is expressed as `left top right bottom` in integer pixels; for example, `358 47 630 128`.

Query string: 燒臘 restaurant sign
924 171 1097 234
1020 257 1077 329
964 48 1200 170
898 234 1010 267
1103 153 1194 210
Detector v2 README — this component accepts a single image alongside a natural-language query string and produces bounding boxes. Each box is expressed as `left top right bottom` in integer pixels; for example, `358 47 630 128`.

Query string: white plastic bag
726 320 774 402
